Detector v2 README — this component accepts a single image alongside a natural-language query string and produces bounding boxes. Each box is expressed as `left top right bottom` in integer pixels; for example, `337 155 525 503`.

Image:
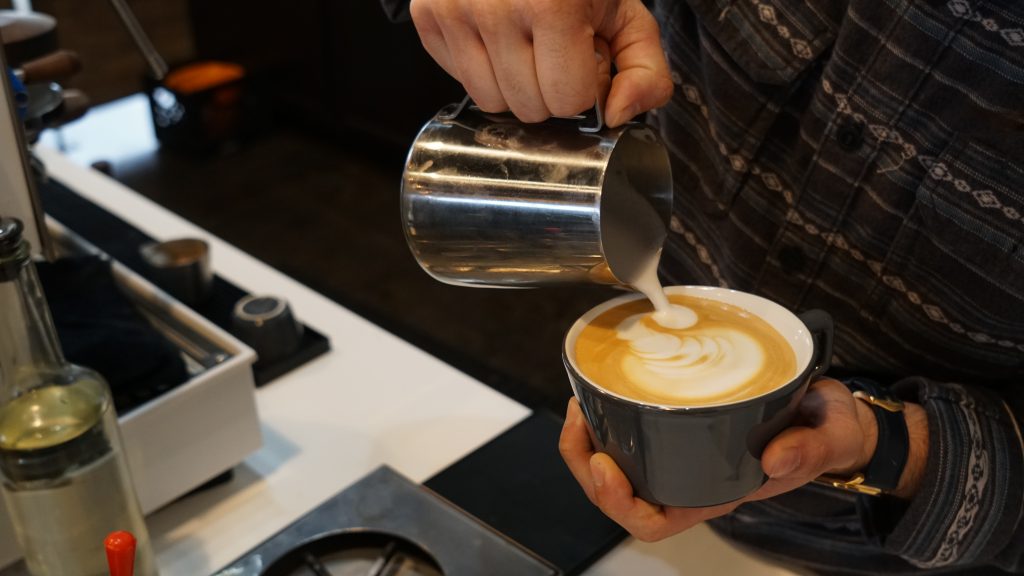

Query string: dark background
18 0 618 413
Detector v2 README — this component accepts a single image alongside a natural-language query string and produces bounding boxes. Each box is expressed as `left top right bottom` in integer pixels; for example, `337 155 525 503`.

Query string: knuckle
530 0 588 26
511 105 550 124
547 91 592 118
630 525 663 543
653 76 674 106
530 0 561 16
470 0 501 29
626 514 669 542
520 112 551 124
628 2 660 31
557 435 572 457
805 440 831 473
548 94 589 118
464 85 505 112
409 0 431 21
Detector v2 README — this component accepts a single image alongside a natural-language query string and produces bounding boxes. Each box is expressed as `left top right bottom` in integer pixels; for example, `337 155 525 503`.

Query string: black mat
39 179 329 386
426 411 627 576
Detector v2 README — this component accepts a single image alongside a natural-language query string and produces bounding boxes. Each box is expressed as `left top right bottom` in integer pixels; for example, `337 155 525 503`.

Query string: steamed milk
575 261 797 406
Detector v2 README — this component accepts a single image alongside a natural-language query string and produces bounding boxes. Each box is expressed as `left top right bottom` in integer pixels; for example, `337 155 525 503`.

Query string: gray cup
563 286 834 507
401 98 672 287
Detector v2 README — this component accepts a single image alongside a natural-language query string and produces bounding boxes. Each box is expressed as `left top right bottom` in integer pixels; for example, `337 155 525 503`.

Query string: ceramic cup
563 285 833 507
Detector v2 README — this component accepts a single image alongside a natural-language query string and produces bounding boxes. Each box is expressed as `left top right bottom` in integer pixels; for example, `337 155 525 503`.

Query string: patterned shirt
652 0 1022 572
384 0 1024 572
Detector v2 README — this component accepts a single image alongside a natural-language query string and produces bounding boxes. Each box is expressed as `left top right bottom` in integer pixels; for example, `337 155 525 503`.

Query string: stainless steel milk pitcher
401 96 672 287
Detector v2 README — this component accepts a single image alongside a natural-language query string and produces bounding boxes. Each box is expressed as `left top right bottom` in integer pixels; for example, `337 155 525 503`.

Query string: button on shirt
650 0 1023 573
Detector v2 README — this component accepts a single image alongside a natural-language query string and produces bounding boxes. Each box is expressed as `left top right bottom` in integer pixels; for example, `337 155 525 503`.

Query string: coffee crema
574 294 797 406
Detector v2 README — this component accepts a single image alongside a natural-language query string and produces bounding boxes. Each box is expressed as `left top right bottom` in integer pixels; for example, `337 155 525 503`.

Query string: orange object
105 531 137 576
164 61 245 95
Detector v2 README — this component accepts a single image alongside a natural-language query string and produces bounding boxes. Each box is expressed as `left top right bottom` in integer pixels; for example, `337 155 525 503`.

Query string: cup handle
798 309 834 380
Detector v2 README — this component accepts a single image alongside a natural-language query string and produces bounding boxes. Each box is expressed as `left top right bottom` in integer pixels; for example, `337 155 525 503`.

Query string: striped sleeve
886 378 1024 570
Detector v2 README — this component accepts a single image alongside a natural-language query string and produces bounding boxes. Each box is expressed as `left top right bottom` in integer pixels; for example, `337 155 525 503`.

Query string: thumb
599 2 673 127
761 381 864 480
762 426 833 480
742 426 835 502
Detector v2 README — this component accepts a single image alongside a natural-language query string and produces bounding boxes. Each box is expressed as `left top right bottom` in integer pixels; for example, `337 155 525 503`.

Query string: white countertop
36 106 794 576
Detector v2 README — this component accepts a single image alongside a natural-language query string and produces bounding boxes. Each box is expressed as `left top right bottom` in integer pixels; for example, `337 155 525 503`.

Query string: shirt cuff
882 377 1024 568
379 0 411 22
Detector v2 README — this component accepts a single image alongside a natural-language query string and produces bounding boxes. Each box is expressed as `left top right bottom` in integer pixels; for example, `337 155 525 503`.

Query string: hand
408 0 673 127
559 378 928 542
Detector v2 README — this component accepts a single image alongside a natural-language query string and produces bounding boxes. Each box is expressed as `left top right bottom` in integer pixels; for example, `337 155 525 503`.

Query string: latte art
575 294 797 406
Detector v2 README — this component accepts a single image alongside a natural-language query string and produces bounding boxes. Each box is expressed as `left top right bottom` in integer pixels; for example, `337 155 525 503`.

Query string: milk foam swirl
615 308 765 402
574 292 797 406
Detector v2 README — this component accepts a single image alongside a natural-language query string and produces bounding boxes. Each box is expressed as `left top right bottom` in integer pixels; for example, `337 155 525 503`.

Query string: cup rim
563 285 817 413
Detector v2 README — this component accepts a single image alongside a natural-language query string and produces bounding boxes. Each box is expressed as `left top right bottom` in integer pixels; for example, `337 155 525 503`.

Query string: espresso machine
0 22 265 569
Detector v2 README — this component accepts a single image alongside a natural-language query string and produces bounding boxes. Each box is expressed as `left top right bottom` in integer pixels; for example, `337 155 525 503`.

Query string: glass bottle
0 217 156 576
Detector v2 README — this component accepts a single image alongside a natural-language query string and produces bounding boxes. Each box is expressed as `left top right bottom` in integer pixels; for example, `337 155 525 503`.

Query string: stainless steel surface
213 466 559 576
139 237 213 306
22 82 60 120
106 0 169 81
402 101 671 288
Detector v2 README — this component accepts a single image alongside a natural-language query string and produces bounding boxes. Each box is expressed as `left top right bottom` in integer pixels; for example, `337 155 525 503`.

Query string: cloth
380 0 1024 572
37 256 189 413
649 0 1024 572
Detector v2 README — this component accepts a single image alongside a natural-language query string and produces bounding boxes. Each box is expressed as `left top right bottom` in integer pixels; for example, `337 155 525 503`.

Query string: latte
573 294 797 406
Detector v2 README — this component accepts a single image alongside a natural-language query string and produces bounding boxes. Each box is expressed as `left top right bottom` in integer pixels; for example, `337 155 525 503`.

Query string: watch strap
847 377 909 492
814 378 910 496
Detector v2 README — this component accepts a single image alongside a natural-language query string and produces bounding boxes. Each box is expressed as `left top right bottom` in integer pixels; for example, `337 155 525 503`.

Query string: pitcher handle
438 93 606 133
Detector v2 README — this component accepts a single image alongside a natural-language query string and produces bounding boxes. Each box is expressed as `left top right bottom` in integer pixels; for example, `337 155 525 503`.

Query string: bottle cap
0 217 24 257
105 530 136 576
0 217 27 283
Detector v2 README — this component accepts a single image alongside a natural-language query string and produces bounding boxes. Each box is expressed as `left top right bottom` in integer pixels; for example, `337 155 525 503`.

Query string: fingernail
591 457 606 488
768 448 801 478
594 51 604 64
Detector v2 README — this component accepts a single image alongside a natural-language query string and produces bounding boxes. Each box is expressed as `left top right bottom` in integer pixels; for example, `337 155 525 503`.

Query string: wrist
842 398 928 499
891 402 928 499
852 398 879 474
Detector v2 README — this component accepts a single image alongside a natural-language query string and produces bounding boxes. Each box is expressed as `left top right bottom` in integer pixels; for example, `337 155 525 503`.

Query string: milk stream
621 252 759 398
579 253 793 404
630 251 696 329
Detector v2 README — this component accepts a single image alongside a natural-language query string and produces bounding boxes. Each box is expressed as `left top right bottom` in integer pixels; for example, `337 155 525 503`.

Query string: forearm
891 401 928 500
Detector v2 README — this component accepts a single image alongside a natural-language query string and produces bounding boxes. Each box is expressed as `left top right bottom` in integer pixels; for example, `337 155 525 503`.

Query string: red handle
105 531 136 576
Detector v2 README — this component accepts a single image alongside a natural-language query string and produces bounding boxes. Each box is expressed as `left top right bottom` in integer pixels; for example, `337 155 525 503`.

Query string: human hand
408 0 673 127
559 378 927 542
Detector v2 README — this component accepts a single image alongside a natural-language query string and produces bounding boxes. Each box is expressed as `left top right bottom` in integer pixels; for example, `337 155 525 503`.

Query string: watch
815 378 909 496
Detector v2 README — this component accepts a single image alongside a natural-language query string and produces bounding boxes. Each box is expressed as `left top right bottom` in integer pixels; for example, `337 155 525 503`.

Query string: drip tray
263 532 443 576
214 467 560 576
